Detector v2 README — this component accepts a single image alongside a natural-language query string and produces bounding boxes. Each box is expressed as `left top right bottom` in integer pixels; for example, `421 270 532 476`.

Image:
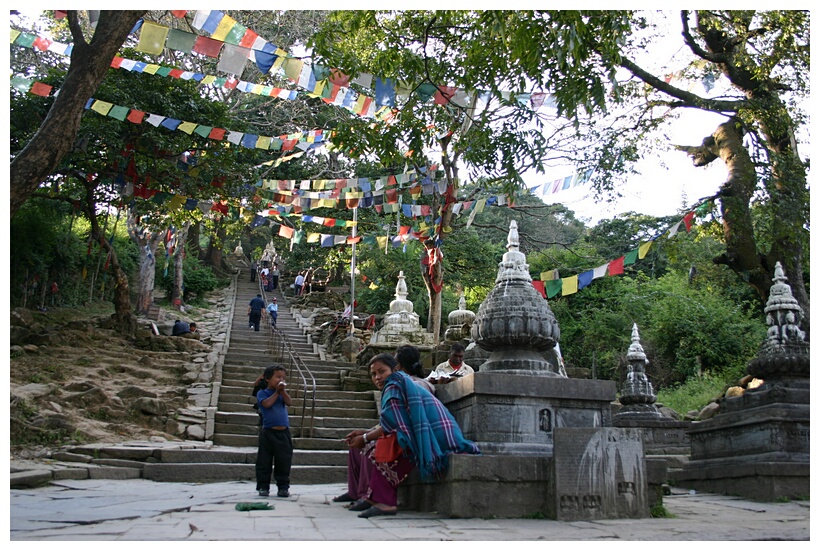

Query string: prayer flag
546 279 562 299
532 280 546 298
137 21 169 55
638 241 653 259
218 44 250 76
608 256 625 276
623 249 639 266
167 29 196 53
561 275 579 296
278 225 294 238
683 211 696 231
577 270 594 290
193 36 222 58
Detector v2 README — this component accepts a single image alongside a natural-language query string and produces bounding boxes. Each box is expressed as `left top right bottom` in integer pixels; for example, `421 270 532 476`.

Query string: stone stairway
54 269 380 485
206 269 378 484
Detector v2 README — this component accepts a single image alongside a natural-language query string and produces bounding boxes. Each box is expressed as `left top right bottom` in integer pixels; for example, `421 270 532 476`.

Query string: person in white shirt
294 271 305 296
428 343 473 385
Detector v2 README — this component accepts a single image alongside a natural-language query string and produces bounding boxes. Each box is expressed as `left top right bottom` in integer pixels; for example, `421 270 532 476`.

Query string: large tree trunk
83 183 135 335
681 120 809 337
126 210 161 315
203 217 226 271
9 10 145 217
172 222 190 309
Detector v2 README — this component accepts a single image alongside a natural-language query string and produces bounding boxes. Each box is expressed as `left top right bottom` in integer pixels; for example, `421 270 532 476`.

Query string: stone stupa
671 262 810 500
400 221 650 520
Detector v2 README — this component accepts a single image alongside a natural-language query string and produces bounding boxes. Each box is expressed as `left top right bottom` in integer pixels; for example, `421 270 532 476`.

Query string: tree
10 10 146 217
309 11 632 338
589 11 810 332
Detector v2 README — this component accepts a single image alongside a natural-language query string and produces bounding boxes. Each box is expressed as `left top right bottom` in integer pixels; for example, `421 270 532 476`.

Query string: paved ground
9 479 810 541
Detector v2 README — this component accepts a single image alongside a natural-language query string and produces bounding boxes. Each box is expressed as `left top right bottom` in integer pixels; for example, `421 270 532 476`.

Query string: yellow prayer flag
201 75 216 85
272 56 286 73
211 15 237 41
376 236 388 249
561 276 578 296
369 282 379 290
11 29 21 43
307 233 320 243
475 198 486 213
177 121 197 135
284 58 303 81
167 195 186 211
143 64 161 75
256 136 272 149
91 100 113 115
137 21 169 55
638 241 653 259
353 95 367 114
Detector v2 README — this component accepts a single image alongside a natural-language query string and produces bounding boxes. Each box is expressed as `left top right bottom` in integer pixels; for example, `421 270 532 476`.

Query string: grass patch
650 503 675 518
656 373 728 416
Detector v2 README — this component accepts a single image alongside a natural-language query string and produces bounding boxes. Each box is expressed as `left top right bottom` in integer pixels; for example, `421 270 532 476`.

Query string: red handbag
374 433 402 463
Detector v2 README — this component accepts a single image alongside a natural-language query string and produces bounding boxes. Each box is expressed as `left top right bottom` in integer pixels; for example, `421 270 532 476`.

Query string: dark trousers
256 427 293 492
249 310 262 331
271 275 279 290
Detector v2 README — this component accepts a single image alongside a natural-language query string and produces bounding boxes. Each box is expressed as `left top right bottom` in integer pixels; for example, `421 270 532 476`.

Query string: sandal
348 499 371 512
332 492 355 503
358 506 397 518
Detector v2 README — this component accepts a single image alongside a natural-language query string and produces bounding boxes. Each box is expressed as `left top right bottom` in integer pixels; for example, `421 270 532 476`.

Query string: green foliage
157 256 220 302
650 503 675 518
656 373 731 417
643 274 764 384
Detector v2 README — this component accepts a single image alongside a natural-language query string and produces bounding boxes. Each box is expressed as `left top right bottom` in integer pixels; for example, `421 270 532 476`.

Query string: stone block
553 427 649 521
10 470 53 489
85 465 142 480
52 468 90 481
398 454 553 518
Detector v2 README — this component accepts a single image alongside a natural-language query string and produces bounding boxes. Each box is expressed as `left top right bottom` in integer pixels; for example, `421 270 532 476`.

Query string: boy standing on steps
255 365 293 498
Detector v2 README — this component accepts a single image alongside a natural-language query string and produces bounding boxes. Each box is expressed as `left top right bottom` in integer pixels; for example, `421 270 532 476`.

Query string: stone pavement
9 478 810 541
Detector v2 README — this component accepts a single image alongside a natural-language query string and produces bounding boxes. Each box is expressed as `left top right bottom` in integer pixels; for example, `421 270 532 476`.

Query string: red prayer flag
54 10 67 18
531 280 546 298
608 256 625 276
323 218 336 227
278 225 294 239
111 57 125 68
33 36 52 51
168 69 184 79
171 10 187 17
329 69 350 87
208 128 226 140
127 110 145 124
193 36 223 58
386 189 398 204
239 29 259 48
30 82 52 97
683 211 696 231
434 86 456 105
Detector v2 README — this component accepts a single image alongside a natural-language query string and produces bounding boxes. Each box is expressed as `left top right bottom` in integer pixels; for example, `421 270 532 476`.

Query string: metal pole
349 206 357 336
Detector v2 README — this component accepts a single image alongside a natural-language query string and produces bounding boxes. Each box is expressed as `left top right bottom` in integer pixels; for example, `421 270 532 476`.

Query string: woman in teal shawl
344 353 479 518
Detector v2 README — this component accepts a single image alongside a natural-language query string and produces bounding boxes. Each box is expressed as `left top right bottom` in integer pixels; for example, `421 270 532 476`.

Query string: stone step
216 411 377 428
218 386 373 401
213 434 351 450
216 403 376 418
218 394 376 412
215 418 376 436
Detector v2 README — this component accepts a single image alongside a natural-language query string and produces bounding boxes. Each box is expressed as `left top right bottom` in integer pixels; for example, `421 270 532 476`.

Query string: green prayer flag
623 249 639 266
546 279 562 299
166 29 197 53
107 105 130 121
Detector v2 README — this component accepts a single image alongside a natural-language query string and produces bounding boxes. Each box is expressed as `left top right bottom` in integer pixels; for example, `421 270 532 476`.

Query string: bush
157 256 220 302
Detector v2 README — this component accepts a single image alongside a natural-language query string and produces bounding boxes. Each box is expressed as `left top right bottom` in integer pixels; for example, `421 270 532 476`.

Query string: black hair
263 364 286 380
396 345 423 377
450 343 466 354
369 353 398 371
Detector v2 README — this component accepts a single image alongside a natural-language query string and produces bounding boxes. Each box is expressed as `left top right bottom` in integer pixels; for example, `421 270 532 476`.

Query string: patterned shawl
380 371 480 480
